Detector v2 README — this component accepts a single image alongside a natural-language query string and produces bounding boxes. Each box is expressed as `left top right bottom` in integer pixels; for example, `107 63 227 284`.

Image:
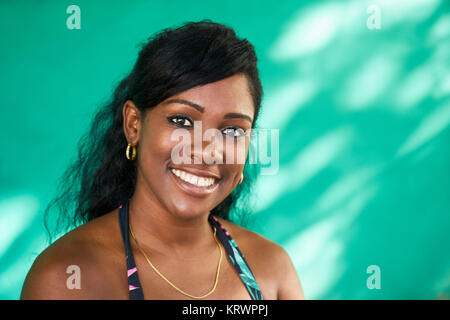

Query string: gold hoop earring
126 143 136 160
238 172 244 184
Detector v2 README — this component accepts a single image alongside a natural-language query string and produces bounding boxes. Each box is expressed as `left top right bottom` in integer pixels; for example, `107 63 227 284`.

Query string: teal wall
1 0 449 300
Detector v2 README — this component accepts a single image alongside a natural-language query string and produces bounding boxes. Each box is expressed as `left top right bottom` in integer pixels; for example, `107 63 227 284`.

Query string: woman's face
125 73 255 220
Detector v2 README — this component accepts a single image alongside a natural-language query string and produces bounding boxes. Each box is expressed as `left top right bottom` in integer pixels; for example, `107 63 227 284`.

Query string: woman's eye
168 115 193 127
222 127 246 138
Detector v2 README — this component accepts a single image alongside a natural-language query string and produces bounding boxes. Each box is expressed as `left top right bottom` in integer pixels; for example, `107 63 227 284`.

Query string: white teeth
171 169 216 187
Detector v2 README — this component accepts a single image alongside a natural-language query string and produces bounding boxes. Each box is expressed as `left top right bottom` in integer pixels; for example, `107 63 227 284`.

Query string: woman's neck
127 183 216 258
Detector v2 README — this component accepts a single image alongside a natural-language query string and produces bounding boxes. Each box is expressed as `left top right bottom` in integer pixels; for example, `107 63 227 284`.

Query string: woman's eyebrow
163 98 205 112
223 112 253 123
162 98 253 123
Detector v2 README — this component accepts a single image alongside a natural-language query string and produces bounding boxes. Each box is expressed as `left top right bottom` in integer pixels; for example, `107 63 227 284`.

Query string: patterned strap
118 201 144 300
119 200 263 300
208 214 264 300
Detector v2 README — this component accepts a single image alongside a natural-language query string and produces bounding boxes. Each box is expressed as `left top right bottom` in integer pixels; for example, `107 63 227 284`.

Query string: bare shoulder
21 211 127 300
217 217 305 300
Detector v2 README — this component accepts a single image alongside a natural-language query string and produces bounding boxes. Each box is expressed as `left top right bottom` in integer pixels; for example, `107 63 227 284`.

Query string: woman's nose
191 131 224 165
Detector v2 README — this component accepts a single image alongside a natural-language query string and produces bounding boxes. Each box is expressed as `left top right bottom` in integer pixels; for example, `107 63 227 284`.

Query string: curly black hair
44 19 264 243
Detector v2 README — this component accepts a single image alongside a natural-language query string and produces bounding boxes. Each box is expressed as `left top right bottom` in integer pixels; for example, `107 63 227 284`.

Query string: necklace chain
128 221 223 299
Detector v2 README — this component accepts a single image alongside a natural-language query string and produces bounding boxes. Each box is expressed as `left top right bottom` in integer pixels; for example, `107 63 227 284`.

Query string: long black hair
44 19 263 243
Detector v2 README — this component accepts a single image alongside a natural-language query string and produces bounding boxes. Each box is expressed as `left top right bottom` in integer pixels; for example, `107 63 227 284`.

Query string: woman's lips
168 168 219 198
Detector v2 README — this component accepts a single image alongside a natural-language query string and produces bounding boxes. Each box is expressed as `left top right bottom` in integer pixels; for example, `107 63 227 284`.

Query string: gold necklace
129 221 223 299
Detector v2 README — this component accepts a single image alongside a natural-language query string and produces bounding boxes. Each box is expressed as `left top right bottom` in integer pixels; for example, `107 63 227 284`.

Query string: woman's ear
122 100 142 145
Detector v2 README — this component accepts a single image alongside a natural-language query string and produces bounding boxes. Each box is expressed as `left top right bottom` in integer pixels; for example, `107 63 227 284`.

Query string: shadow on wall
251 0 450 299
0 195 47 299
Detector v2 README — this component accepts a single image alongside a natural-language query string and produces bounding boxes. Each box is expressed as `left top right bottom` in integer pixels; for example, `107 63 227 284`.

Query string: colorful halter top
118 200 263 300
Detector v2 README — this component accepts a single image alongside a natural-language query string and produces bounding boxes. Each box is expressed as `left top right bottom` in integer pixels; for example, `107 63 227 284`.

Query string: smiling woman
20 19 304 300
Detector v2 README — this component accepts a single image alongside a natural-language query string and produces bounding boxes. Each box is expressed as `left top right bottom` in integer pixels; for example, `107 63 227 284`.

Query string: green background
1 0 449 300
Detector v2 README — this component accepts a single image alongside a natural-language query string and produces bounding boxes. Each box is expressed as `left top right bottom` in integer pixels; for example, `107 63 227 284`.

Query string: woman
21 20 304 300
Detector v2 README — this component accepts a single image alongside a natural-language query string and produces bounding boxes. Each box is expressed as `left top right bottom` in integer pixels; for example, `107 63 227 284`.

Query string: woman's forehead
165 74 254 115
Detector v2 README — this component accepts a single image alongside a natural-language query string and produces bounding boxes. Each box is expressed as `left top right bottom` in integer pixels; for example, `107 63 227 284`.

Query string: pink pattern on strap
127 267 137 277
129 285 139 291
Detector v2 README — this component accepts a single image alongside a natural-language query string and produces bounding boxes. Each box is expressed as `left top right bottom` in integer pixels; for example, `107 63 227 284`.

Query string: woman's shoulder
216 216 284 255
216 216 305 300
21 210 127 299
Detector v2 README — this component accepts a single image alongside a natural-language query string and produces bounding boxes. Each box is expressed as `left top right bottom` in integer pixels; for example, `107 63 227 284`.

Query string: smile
169 168 220 197
171 168 216 187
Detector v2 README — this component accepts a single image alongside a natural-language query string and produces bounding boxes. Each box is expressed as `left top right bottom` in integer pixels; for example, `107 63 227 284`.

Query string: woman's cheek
137 129 170 175
222 136 249 165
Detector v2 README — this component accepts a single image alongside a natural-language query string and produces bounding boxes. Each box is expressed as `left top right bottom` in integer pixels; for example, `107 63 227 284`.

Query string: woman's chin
168 206 211 221
162 195 211 219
